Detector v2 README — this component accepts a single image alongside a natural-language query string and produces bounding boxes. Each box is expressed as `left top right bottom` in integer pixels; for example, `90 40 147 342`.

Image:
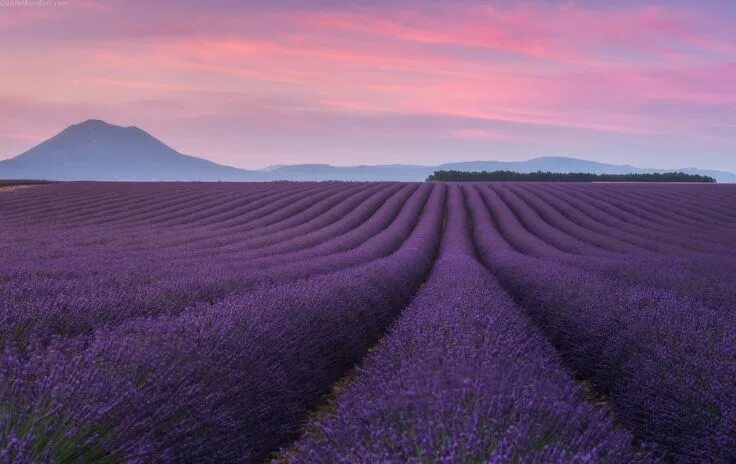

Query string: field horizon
2 120 734 183
1 180 734 462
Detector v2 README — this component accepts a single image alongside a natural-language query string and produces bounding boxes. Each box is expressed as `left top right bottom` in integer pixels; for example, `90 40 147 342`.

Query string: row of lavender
285 186 649 463
1 181 735 462
2 181 445 462
284 183 735 463
466 185 736 463
485 183 736 311
1 182 430 348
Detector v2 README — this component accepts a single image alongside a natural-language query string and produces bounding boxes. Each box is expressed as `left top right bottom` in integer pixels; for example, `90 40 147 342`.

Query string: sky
1 0 735 170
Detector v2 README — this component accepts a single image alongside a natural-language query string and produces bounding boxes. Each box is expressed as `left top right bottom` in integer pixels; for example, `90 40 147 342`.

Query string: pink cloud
1 1 735 168
448 128 512 140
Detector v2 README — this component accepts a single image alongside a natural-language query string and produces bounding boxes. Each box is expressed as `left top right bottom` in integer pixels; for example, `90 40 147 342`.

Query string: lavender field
1 181 734 463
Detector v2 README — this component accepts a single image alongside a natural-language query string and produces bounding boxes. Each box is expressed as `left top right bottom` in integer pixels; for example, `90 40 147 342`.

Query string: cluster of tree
426 170 717 183
0 179 53 187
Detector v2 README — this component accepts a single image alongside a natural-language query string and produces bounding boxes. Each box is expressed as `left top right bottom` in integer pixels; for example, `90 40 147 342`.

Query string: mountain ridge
1 120 733 182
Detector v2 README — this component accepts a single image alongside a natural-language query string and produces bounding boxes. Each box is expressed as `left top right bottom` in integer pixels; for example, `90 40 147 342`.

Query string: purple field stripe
0 184 432 348
565 253 736 313
492 184 620 256
162 183 379 251
0 184 446 462
570 184 736 239
549 183 735 252
0 183 170 223
0 182 121 216
86 182 335 229
169 183 406 261
599 185 736 230
505 184 645 254
11 182 217 221
88 183 284 228
474 185 564 259
145 183 336 229
284 184 648 463
600 184 736 226
467 184 736 463
132 183 385 261
529 184 680 253
458 185 736 314
473 184 736 315
141 184 315 228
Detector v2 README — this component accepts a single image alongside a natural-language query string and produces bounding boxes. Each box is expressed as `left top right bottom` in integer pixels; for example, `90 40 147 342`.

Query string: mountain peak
66 119 139 134
78 118 113 126
0 119 250 181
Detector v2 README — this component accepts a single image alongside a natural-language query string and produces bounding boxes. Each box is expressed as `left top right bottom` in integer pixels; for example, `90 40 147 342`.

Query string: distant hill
258 160 736 183
0 120 253 181
1 120 734 182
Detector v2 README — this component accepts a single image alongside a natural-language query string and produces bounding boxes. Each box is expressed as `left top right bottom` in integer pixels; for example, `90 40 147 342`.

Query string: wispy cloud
1 1 735 169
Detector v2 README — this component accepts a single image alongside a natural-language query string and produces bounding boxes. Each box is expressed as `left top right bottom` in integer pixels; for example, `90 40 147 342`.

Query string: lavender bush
0 181 734 463
285 186 650 463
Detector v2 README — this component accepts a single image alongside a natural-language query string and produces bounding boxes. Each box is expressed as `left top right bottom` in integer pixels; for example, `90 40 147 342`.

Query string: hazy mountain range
1 120 734 182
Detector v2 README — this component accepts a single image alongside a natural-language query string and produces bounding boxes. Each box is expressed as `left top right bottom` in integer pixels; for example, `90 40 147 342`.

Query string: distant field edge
426 170 718 183
0 179 55 187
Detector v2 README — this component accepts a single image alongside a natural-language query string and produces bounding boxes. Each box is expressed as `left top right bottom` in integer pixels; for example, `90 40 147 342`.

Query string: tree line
0 179 53 187
426 170 716 183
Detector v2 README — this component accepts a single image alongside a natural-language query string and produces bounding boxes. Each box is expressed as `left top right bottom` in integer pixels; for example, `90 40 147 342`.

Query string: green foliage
425 170 717 183
0 179 53 187
1 401 121 463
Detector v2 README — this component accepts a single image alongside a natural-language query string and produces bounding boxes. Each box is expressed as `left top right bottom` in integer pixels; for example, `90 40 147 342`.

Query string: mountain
260 160 735 183
0 120 254 181
438 157 641 174
1 120 734 182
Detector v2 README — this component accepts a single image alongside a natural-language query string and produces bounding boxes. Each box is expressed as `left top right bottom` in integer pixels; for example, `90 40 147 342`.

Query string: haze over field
1 0 735 172
2 119 734 181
